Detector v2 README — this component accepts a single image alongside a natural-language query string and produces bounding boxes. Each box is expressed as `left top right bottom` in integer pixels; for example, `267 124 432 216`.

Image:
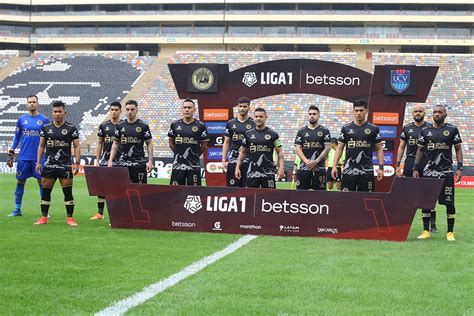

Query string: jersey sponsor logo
203 109 228 121
372 152 393 164
206 162 223 173
305 73 361 86
390 69 410 93
174 136 198 145
207 148 222 160
379 126 397 139
191 67 214 91
205 122 226 134
373 112 399 125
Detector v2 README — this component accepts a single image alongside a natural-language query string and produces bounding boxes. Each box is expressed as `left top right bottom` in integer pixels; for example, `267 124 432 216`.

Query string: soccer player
91 102 122 220
326 138 345 191
332 99 384 192
34 101 80 226
221 97 255 187
235 107 284 188
294 105 331 190
168 99 209 186
413 105 463 241
108 100 153 184
7 95 49 217
395 105 437 231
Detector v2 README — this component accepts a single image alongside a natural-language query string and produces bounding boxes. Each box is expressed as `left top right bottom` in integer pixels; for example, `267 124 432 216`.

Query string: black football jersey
338 122 382 176
40 121 79 168
224 117 255 163
400 122 430 158
417 123 462 177
294 125 331 171
168 119 209 170
97 119 120 166
113 119 152 167
242 127 281 178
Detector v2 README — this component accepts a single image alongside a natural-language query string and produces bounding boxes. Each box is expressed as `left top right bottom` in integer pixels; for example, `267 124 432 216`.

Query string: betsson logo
261 199 329 215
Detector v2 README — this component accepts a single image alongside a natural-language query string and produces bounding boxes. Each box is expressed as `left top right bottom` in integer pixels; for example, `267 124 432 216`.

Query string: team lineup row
6 96 463 240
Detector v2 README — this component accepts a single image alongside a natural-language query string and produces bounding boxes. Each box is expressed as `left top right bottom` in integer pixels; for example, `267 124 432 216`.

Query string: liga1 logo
390 69 410 93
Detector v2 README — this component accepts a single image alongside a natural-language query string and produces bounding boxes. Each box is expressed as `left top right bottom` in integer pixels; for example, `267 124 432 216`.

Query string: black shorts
341 173 375 192
226 162 248 187
402 157 425 177
297 169 326 190
41 166 73 180
423 173 455 206
326 167 341 182
127 165 147 184
246 176 276 189
170 168 201 186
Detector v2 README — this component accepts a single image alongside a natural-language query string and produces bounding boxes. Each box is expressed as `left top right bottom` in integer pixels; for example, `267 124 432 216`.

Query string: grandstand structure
0 1 472 165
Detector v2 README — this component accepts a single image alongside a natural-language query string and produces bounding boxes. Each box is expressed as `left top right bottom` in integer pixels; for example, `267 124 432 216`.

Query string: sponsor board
205 122 227 134
455 176 474 188
374 165 395 177
207 148 223 160
305 73 361 86
206 162 223 173
372 152 394 164
171 221 196 228
209 135 224 147
379 125 398 139
372 112 399 125
203 109 229 121
381 140 395 151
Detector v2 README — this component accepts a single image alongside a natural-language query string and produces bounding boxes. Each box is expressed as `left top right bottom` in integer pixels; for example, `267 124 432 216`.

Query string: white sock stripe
95 234 257 316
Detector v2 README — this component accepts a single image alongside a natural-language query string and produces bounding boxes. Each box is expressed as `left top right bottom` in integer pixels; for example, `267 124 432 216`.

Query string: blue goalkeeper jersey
11 113 50 161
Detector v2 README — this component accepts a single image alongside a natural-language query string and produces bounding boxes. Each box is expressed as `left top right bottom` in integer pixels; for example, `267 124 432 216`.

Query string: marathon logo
379 126 398 139
205 122 227 134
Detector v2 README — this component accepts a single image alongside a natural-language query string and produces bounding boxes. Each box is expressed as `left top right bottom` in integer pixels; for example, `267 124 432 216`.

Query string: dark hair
353 99 367 109
183 98 195 106
125 100 138 107
27 95 38 101
331 137 338 144
110 101 122 109
237 96 251 105
308 105 320 113
434 104 447 112
52 101 65 109
254 107 266 114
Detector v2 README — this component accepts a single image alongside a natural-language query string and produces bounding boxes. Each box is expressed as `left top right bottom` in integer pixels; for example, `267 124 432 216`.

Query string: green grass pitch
0 174 472 315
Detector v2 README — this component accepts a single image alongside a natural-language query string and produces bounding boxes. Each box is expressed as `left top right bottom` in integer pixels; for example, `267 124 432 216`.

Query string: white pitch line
95 234 258 316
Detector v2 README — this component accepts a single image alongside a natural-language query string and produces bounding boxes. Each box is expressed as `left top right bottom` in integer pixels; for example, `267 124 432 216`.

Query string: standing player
108 100 153 184
7 95 49 217
395 105 437 231
413 105 463 241
235 107 284 188
294 105 331 190
168 99 209 186
332 99 384 192
326 138 345 191
221 97 255 187
34 101 80 226
90 102 122 220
